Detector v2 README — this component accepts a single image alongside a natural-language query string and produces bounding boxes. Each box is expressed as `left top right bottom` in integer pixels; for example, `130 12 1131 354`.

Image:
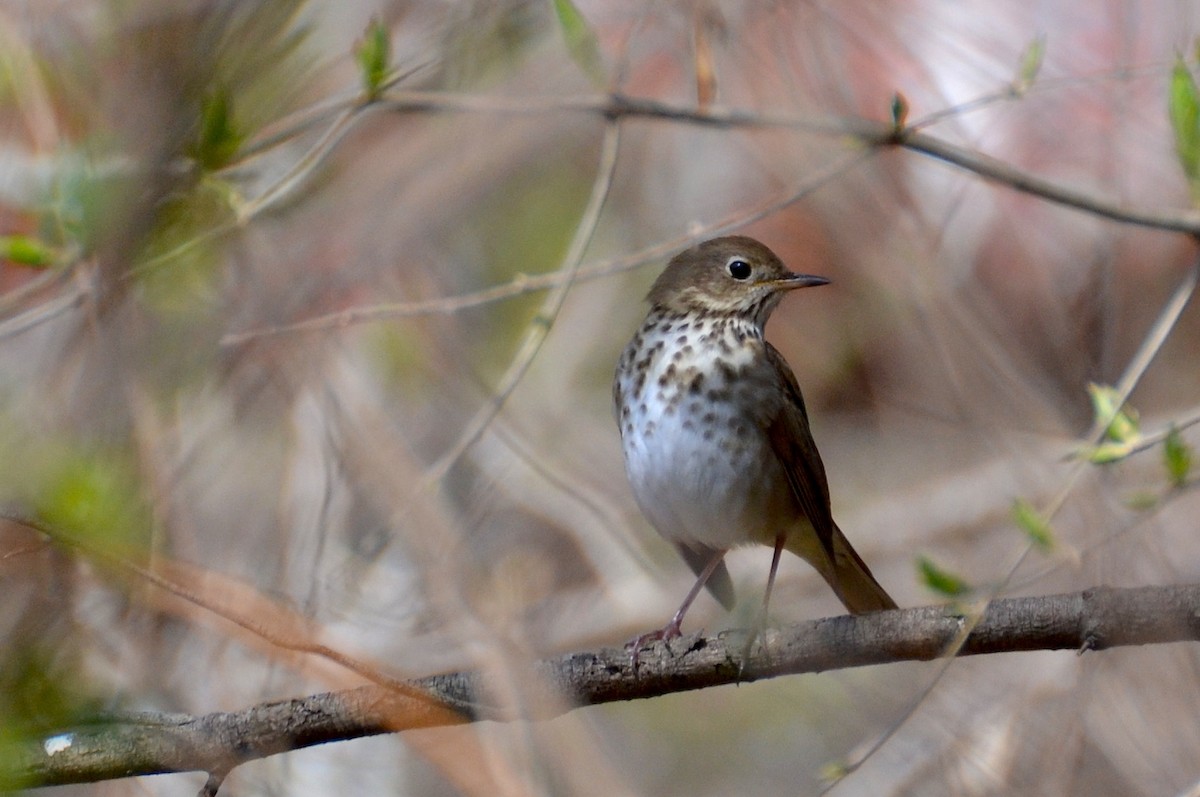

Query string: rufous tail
786 521 896 614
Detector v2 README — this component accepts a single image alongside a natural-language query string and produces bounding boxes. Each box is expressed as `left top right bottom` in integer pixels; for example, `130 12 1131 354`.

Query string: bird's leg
740 534 786 675
762 533 786 618
627 548 727 668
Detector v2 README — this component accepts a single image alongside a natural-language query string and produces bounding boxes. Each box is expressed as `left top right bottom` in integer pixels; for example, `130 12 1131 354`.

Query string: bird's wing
762 343 837 562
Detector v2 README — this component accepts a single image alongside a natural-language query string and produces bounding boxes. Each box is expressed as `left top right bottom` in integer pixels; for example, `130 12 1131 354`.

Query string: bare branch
6 583 1198 791
360 91 1200 234
896 127 1200 234
220 92 1200 346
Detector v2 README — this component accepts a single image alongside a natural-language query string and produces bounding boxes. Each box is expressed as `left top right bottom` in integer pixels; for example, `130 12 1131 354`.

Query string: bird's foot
625 619 684 670
736 612 771 680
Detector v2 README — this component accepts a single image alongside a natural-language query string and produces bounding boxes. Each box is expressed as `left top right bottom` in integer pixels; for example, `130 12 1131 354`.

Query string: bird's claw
625 621 683 670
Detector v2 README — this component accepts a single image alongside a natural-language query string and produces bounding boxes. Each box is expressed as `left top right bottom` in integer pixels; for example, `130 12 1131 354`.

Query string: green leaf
1124 490 1160 511
1012 498 1055 551
819 760 850 786
1087 383 1139 443
1164 426 1193 487
35 450 148 553
1013 35 1045 95
552 0 605 87
0 234 55 267
916 555 971 597
356 18 391 99
0 645 105 779
890 92 909 131
1169 56 1200 199
191 89 243 171
1082 440 1135 465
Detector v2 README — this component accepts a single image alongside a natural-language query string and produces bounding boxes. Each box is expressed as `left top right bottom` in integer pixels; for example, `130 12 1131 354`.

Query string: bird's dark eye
727 259 752 280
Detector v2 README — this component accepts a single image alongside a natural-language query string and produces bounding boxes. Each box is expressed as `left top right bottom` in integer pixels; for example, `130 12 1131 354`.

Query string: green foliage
0 648 104 735
1011 498 1055 551
1169 54 1200 202
890 93 908 131
0 647 105 789
1124 490 1160 511
1164 426 1193 487
190 88 244 172
195 1 317 136
357 18 392 99
1083 441 1135 464
443 5 543 88
33 446 150 554
1013 35 1045 95
819 759 850 786
0 234 56 267
370 323 432 398
470 156 593 377
45 153 134 262
134 181 233 320
916 555 971 597
1090 383 1139 442
551 0 605 86
1079 383 1141 463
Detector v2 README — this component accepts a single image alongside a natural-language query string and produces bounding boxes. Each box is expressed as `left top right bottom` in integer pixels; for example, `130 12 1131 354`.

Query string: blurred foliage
916 554 971 597
1164 426 1194 488
1089 383 1140 443
189 88 244 172
551 0 606 87
1011 497 1055 552
1169 54 1200 203
356 17 392 99
441 1 545 89
0 235 57 268
178 1 318 141
1081 383 1141 463
0 646 105 788
471 154 594 377
18 2 320 315
371 322 434 398
45 151 136 262
134 180 233 321
1012 34 1045 96
890 92 908 131
29 443 152 556
1124 489 1161 511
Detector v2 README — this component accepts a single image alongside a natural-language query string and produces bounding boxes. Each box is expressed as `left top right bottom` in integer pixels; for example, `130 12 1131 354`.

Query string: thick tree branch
5 583 1199 791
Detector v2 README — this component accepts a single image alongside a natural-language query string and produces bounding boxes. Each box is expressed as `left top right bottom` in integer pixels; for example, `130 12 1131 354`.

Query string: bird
613 235 896 654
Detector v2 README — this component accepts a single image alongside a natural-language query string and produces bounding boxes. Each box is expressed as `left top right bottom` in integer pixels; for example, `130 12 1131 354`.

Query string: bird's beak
770 272 830 290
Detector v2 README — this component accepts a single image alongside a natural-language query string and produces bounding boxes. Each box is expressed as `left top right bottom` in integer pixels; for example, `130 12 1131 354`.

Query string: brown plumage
614 236 895 650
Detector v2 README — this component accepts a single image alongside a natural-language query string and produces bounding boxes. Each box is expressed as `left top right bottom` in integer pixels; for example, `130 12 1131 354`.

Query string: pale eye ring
727 258 752 280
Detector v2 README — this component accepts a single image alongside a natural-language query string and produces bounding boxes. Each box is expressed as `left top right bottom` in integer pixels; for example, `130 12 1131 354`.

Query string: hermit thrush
614 236 896 652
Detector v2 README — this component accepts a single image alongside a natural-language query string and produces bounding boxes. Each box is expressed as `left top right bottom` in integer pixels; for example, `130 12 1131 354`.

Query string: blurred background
2 1 1200 794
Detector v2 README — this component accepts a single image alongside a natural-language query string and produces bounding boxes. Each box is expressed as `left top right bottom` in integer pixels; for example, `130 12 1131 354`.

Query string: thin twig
830 252 1200 787
898 128 1200 234
219 147 871 346
217 93 1200 346
413 120 621 489
0 515 422 698
233 105 370 223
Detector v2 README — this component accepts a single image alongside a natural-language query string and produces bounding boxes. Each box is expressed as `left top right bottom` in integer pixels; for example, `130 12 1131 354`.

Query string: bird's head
646 236 828 326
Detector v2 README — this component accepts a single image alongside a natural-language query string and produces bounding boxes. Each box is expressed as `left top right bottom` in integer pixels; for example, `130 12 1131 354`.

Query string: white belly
615 319 791 549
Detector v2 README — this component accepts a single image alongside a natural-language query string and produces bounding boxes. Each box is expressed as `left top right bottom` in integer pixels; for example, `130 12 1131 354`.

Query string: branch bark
6 583 1199 791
